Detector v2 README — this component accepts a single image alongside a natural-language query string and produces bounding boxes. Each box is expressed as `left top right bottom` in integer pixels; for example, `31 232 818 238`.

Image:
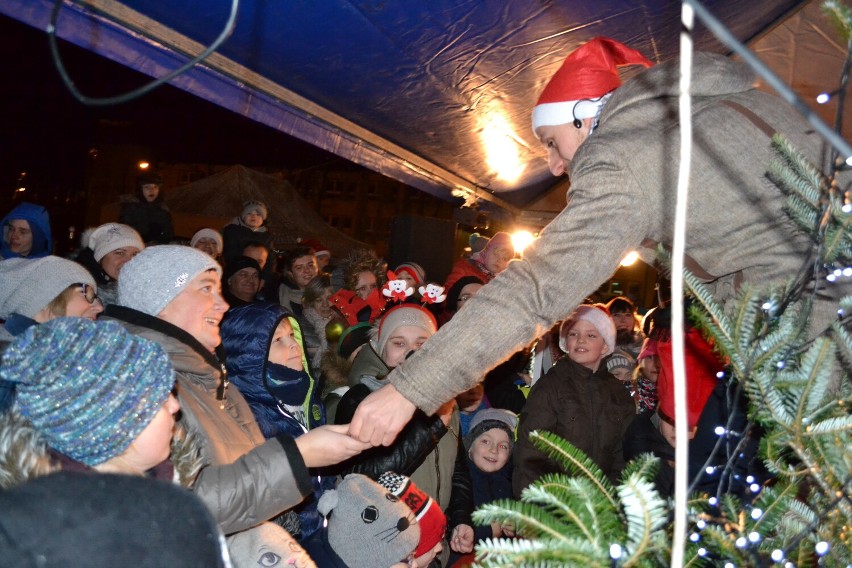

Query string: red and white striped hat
532 37 652 132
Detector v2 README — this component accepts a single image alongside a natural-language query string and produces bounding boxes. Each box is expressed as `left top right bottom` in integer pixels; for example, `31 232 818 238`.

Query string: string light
751 508 763 520
771 549 784 562
715 426 726 436
716 371 725 379
842 203 852 213
697 547 707 557
708 497 718 506
609 543 623 560
749 483 761 493
696 520 706 529
689 533 700 542
815 541 830 555
736 537 747 548
748 531 761 543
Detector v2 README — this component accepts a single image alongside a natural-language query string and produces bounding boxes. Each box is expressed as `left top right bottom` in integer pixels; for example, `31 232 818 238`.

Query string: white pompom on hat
531 36 652 132
559 304 616 355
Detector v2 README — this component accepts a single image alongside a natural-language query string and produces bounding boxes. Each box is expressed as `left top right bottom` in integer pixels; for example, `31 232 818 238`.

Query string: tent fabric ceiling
2 0 806 214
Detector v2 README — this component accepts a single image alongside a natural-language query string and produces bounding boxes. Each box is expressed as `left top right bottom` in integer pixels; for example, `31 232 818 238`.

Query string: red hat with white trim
532 37 652 132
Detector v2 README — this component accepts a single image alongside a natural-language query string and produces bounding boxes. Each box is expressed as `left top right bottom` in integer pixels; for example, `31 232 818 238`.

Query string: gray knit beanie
88 223 145 262
0 256 96 319
118 245 222 316
317 473 419 568
463 408 518 452
0 318 175 466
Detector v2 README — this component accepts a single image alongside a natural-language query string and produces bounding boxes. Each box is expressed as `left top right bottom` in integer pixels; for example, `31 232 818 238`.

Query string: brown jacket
512 358 635 496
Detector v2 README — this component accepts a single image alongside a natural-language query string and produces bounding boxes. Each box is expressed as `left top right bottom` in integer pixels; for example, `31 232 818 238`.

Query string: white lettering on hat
174 272 189 288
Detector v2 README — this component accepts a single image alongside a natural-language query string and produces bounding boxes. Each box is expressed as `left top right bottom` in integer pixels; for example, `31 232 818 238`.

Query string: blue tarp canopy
0 0 806 215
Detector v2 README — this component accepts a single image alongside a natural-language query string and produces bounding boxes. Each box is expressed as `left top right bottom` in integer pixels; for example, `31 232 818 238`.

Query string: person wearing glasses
0 255 104 411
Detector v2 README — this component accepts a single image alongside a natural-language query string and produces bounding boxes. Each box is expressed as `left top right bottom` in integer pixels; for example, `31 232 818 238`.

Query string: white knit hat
0 257 96 319
117 245 222 316
371 304 437 356
558 304 616 354
89 223 145 262
190 228 224 255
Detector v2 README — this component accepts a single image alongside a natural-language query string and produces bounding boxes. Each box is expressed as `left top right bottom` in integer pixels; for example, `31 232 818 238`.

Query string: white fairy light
750 483 761 493
705 466 716 474
751 508 763 520
746 476 754 483
708 497 718 506
736 537 747 548
696 520 706 529
698 547 707 557
842 203 852 212
828 273 837 282
748 531 761 543
690 533 700 542
815 541 830 555
715 426 726 436
770 549 784 562
609 543 623 559
716 371 725 379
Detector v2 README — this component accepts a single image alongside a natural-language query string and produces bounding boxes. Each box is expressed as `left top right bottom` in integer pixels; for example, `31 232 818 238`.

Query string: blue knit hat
0 318 175 466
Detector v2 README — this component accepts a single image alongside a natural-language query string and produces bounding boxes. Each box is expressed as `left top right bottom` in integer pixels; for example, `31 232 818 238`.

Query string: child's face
414 541 443 568
563 319 610 370
382 325 430 368
611 367 632 382
242 210 264 229
124 394 180 471
640 356 660 383
469 427 511 473
268 319 304 370
397 271 417 290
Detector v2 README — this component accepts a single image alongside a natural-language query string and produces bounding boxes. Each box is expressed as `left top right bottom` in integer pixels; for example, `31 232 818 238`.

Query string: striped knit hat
0 318 175 466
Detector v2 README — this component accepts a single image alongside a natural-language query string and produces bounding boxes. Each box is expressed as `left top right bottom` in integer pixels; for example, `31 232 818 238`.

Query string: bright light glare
620 250 639 266
138 161 150 170
481 114 525 183
511 230 535 254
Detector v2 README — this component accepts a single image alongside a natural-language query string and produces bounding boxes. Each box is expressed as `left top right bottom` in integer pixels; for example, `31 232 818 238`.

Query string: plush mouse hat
532 36 652 131
559 304 616 354
378 472 447 559
316 473 419 568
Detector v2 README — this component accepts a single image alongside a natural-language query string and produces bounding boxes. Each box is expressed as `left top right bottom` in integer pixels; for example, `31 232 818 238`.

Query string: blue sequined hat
0 318 175 466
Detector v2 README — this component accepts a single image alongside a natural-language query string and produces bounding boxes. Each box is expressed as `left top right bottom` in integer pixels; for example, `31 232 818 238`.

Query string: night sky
0 13 351 206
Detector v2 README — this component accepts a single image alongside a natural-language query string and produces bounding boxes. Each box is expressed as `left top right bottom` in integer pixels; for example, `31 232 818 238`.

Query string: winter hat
190 228 224 255
638 338 658 361
472 231 513 262
463 408 518 452
241 200 268 221
224 255 261 283
394 262 426 287
468 233 490 254
655 328 725 429
0 256 96 319
446 275 485 312
372 304 438 357
606 349 636 375
300 237 330 258
0 318 175 466
89 223 145 262
559 304 616 354
317 473 420 568
118 245 222 316
378 472 448 559
338 321 373 360
532 36 653 131
0 471 230 568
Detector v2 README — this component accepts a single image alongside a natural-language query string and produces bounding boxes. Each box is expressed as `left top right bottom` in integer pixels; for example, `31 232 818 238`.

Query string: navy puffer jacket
220 302 330 540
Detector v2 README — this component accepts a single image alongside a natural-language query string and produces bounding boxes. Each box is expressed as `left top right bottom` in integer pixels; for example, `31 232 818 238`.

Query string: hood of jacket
346 341 390 388
1 202 52 258
220 303 316 419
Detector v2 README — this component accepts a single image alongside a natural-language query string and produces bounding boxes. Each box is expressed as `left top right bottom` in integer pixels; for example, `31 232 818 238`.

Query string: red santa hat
531 37 652 132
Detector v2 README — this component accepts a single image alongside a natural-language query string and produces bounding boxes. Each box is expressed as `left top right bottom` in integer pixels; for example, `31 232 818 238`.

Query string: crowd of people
0 33 835 566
